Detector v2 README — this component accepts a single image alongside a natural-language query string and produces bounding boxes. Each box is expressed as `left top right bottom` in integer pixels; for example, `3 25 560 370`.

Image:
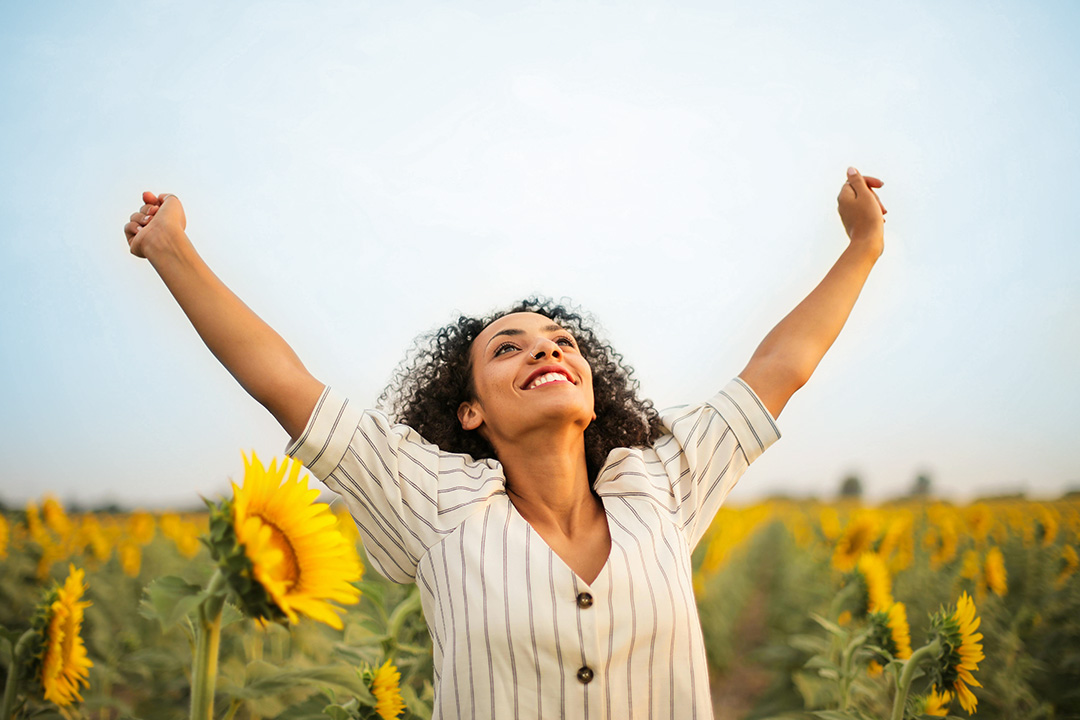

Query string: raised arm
738 167 886 419
123 192 324 440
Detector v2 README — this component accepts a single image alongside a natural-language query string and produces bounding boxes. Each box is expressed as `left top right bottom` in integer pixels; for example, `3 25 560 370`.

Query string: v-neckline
507 493 613 587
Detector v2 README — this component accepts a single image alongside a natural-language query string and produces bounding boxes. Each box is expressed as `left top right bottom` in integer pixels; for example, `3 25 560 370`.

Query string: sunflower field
1 457 1078 720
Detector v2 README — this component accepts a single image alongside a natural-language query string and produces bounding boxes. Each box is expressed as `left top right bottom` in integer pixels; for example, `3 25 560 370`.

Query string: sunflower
929 592 984 714
832 514 880 572
867 601 911 672
883 602 912 660
878 513 914 573
37 565 94 706
370 659 406 720
913 689 952 717
207 453 363 628
1035 505 1058 547
118 540 142 577
0 512 9 559
1057 545 1078 588
983 546 1007 597
855 552 894 614
127 510 156 545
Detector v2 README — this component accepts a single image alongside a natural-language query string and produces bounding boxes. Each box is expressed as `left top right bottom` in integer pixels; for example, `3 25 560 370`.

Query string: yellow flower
42 496 72 538
76 515 112 562
964 503 993 544
867 601 911 671
1035 504 1059 547
127 510 156 545
914 689 952 717
930 592 984 715
832 514 879 572
118 540 142 577
819 506 842 541
878 512 914 573
1057 545 1078 588
161 512 203 558
925 507 960 569
856 552 893 614
960 549 979 580
0 513 8 559
371 659 406 720
210 453 363 628
983 546 1007 597
174 523 202 558
39 565 94 706
884 602 912 660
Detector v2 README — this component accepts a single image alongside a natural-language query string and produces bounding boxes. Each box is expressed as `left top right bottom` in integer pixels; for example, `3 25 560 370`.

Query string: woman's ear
457 400 483 431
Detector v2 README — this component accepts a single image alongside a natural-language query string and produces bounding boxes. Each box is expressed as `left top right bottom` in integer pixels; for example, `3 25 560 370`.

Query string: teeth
528 372 569 389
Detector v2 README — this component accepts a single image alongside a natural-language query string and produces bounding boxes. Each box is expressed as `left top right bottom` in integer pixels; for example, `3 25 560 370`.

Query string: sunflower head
929 592 984 715
0 513 9 560
1057 544 1079 588
983 546 1007 597
854 552 894 616
832 514 880 572
866 601 912 673
912 689 952 717
206 453 363 628
28 565 94 707
367 659 406 720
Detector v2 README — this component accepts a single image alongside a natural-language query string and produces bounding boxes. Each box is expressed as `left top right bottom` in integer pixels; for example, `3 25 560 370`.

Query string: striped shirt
286 376 780 720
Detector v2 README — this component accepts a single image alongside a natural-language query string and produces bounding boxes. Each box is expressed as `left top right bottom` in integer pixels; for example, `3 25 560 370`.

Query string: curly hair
377 297 665 485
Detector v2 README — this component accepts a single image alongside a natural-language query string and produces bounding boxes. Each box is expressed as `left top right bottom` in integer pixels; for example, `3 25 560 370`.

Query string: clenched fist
837 167 886 253
123 191 187 260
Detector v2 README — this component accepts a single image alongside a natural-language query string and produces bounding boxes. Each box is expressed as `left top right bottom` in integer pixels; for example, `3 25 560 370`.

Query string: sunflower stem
1 630 35 720
889 637 941 720
190 570 228 720
840 628 871 710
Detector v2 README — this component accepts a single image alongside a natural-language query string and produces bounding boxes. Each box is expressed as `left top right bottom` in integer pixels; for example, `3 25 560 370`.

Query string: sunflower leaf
803 656 839 674
810 613 846 637
789 633 829 655
813 711 863 720
139 575 207 629
221 661 377 704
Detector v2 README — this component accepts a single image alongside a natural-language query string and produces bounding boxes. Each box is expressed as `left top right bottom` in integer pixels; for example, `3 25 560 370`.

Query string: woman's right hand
124 191 187 259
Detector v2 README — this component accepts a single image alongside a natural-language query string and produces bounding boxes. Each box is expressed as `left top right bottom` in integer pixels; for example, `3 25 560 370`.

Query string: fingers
843 167 887 216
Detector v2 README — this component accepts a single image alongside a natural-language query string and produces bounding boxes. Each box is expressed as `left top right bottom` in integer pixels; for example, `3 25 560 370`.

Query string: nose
530 337 561 361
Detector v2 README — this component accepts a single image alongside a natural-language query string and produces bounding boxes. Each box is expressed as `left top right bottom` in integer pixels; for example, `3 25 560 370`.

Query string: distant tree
910 473 932 498
839 474 863 499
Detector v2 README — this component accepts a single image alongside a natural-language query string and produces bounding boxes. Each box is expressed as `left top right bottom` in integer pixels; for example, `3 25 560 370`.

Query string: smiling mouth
525 371 573 390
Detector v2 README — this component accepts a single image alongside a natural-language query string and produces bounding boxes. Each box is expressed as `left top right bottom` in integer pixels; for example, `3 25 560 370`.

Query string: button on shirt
286 377 780 720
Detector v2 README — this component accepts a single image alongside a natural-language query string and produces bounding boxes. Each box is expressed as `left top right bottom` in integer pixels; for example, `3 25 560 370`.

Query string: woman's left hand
837 167 886 251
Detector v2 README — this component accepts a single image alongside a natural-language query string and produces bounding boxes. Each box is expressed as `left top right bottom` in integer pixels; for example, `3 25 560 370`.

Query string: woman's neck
494 427 596 536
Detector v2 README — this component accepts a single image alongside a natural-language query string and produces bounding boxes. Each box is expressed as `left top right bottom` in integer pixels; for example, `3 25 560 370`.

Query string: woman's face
458 312 595 444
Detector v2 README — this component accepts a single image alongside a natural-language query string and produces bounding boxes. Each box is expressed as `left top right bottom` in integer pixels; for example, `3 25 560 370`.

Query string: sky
1 0 1078 509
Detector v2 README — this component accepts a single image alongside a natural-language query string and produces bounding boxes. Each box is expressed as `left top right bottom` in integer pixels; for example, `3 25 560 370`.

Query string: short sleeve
285 386 505 583
656 377 781 548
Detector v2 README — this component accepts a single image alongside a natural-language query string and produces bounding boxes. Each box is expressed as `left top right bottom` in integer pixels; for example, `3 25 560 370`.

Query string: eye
493 342 519 357
555 336 577 348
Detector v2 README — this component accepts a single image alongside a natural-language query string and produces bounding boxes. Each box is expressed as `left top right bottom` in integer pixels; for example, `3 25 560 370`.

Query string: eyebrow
484 323 565 350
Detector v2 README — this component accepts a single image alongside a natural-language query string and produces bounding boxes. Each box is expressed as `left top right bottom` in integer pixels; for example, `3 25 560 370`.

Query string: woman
122 167 886 719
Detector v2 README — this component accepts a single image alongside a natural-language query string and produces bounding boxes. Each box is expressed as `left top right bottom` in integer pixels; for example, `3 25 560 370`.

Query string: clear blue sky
1 0 1078 508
